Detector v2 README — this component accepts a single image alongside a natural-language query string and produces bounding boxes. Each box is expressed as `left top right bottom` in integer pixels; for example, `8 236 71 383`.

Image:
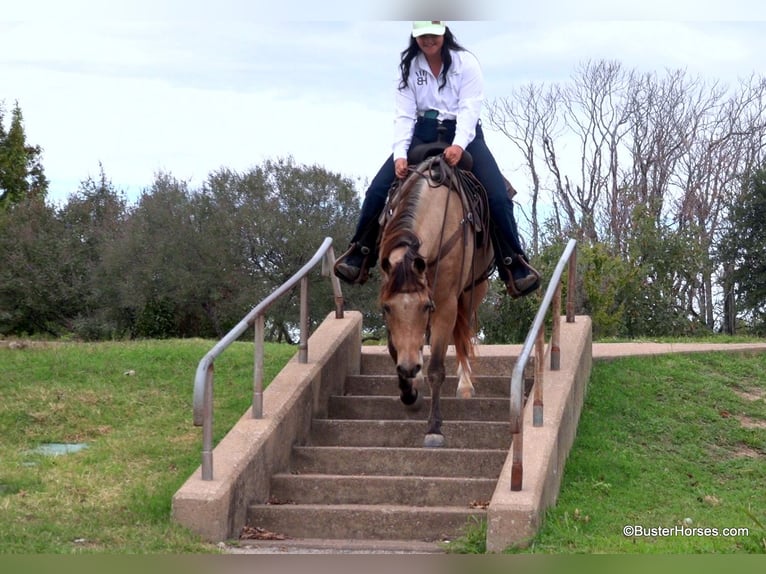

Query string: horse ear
381 257 391 274
413 256 427 275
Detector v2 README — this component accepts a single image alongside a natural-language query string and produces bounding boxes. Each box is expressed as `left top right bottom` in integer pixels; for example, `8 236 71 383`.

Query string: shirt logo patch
416 69 428 86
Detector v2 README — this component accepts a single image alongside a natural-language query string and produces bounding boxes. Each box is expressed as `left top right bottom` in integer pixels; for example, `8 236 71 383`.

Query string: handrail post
511 428 523 491
533 328 544 427
299 276 309 363
567 247 576 323
323 248 345 319
551 284 562 370
253 314 265 419
201 364 214 480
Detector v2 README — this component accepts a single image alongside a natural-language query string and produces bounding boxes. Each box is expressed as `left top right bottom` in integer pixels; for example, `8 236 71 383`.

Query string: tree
107 173 209 338
58 167 129 339
485 61 766 337
0 101 48 209
718 167 766 333
224 157 375 340
0 197 75 336
101 159 372 341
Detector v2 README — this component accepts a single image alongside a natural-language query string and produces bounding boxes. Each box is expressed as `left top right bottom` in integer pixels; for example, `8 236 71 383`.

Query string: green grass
0 339 295 554
3 339 765 554
444 350 766 554
512 351 766 553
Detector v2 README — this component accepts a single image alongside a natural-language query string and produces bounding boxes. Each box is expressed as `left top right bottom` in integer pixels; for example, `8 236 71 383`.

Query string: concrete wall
171 310 363 542
486 315 592 552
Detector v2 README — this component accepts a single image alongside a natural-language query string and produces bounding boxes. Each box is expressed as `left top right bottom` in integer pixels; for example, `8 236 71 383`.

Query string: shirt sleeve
392 78 417 161
452 51 484 150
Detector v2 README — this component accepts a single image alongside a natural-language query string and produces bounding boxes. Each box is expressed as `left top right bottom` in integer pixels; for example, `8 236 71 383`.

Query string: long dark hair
398 27 467 91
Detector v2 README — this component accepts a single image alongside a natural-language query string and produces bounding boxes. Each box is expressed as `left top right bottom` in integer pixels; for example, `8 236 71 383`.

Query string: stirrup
334 243 373 286
505 258 541 299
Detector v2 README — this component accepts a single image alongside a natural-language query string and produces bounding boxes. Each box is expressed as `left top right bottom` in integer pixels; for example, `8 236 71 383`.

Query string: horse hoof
424 433 445 448
456 387 475 399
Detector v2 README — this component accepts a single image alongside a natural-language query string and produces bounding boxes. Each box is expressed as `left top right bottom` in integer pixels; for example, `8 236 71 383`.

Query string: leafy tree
102 159 370 341
0 101 48 209
718 167 766 333
220 158 374 340
106 173 207 338
0 197 75 335
58 167 129 339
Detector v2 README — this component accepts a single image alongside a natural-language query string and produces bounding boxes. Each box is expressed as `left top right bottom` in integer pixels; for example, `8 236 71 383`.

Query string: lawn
511 351 766 553
0 339 295 553
1 340 764 554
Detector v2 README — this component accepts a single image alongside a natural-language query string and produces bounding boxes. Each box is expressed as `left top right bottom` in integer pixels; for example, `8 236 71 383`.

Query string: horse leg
424 343 447 448
456 361 475 399
455 279 488 399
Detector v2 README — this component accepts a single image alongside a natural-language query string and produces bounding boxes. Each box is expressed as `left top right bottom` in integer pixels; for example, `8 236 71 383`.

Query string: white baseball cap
412 21 446 37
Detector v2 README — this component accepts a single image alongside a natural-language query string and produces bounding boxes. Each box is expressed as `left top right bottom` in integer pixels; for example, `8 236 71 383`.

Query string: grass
506 350 766 553
2 338 765 554
0 339 295 554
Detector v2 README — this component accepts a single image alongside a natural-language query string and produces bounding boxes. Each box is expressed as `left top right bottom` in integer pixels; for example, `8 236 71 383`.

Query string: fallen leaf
240 526 287 540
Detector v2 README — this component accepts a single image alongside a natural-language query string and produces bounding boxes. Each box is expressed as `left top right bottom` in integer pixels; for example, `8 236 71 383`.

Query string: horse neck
409 180 457 263
381 169 466 283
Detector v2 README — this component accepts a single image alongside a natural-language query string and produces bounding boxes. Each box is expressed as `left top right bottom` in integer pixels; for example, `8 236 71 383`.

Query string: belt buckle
423 110 438 119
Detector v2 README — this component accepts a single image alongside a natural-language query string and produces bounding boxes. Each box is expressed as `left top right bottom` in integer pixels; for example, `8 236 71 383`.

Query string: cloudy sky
3 0 766 207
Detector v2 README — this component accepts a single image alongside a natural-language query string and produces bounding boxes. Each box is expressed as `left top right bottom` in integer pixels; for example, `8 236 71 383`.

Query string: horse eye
382 304 391 315
423 302 434 313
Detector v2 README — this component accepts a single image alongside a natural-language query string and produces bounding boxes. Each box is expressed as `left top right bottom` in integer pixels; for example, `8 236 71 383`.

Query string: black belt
417 115 456 125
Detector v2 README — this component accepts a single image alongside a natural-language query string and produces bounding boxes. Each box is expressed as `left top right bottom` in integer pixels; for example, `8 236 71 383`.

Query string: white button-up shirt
392 49 484 161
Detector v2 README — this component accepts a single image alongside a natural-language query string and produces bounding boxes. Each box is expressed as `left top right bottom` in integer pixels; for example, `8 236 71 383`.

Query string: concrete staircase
242 348 526 551
172 312 592 552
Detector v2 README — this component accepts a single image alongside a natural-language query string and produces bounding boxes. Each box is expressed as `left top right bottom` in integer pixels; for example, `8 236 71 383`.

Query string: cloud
2 14 766 208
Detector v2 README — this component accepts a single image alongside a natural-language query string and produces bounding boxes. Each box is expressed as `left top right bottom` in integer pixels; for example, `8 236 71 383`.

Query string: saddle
381 153 490 251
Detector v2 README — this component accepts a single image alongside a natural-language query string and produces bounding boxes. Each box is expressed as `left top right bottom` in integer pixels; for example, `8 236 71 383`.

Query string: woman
334 21 539 298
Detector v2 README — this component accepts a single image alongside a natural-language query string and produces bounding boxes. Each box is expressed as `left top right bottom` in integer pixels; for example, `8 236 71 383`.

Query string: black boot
335 242 373 285
492 230 541 298
502 253 541 298
334 219 381 285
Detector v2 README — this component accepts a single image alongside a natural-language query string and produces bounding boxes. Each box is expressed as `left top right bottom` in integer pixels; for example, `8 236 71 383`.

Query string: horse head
380 241 434 381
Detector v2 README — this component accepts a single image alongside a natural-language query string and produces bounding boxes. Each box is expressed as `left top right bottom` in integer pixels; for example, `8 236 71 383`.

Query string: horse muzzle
396 361 422 380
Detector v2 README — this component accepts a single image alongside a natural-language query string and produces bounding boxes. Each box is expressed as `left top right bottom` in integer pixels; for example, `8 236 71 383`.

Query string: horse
378 153 495 448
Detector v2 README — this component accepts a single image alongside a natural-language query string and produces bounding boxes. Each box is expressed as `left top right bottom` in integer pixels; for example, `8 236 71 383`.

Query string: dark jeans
353 118 525 256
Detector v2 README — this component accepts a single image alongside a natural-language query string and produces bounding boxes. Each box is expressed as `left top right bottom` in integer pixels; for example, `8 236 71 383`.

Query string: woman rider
334 21 539 298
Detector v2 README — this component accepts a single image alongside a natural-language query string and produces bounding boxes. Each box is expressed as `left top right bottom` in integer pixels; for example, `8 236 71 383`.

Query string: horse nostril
397 363 422 379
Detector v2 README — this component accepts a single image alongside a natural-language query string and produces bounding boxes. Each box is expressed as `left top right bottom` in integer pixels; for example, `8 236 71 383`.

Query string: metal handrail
192 237 344 480
509 238 577 491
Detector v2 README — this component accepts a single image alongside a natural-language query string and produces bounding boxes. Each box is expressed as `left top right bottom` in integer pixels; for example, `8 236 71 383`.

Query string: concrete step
246 503 485 542
289 446 507 477
344 374 512 397
269 473 496 506
233 537 446 554
360 346 521 377
327 395 509 421
309 419 512 449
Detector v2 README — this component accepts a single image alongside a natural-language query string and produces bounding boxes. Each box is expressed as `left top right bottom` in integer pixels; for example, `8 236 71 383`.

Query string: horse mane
379 173 429 300
379 159 481 368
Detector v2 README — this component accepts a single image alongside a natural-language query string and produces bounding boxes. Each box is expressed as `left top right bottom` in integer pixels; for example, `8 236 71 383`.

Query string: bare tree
559 60 633 242
483 60 766 335
486 82 562 254
673 75 766 327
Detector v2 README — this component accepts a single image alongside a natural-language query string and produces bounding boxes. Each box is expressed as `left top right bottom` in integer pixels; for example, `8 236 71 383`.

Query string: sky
3 0 766 209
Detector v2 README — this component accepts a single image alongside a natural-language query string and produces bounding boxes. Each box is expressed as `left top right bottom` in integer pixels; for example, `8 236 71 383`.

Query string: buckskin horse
378 150 495 448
